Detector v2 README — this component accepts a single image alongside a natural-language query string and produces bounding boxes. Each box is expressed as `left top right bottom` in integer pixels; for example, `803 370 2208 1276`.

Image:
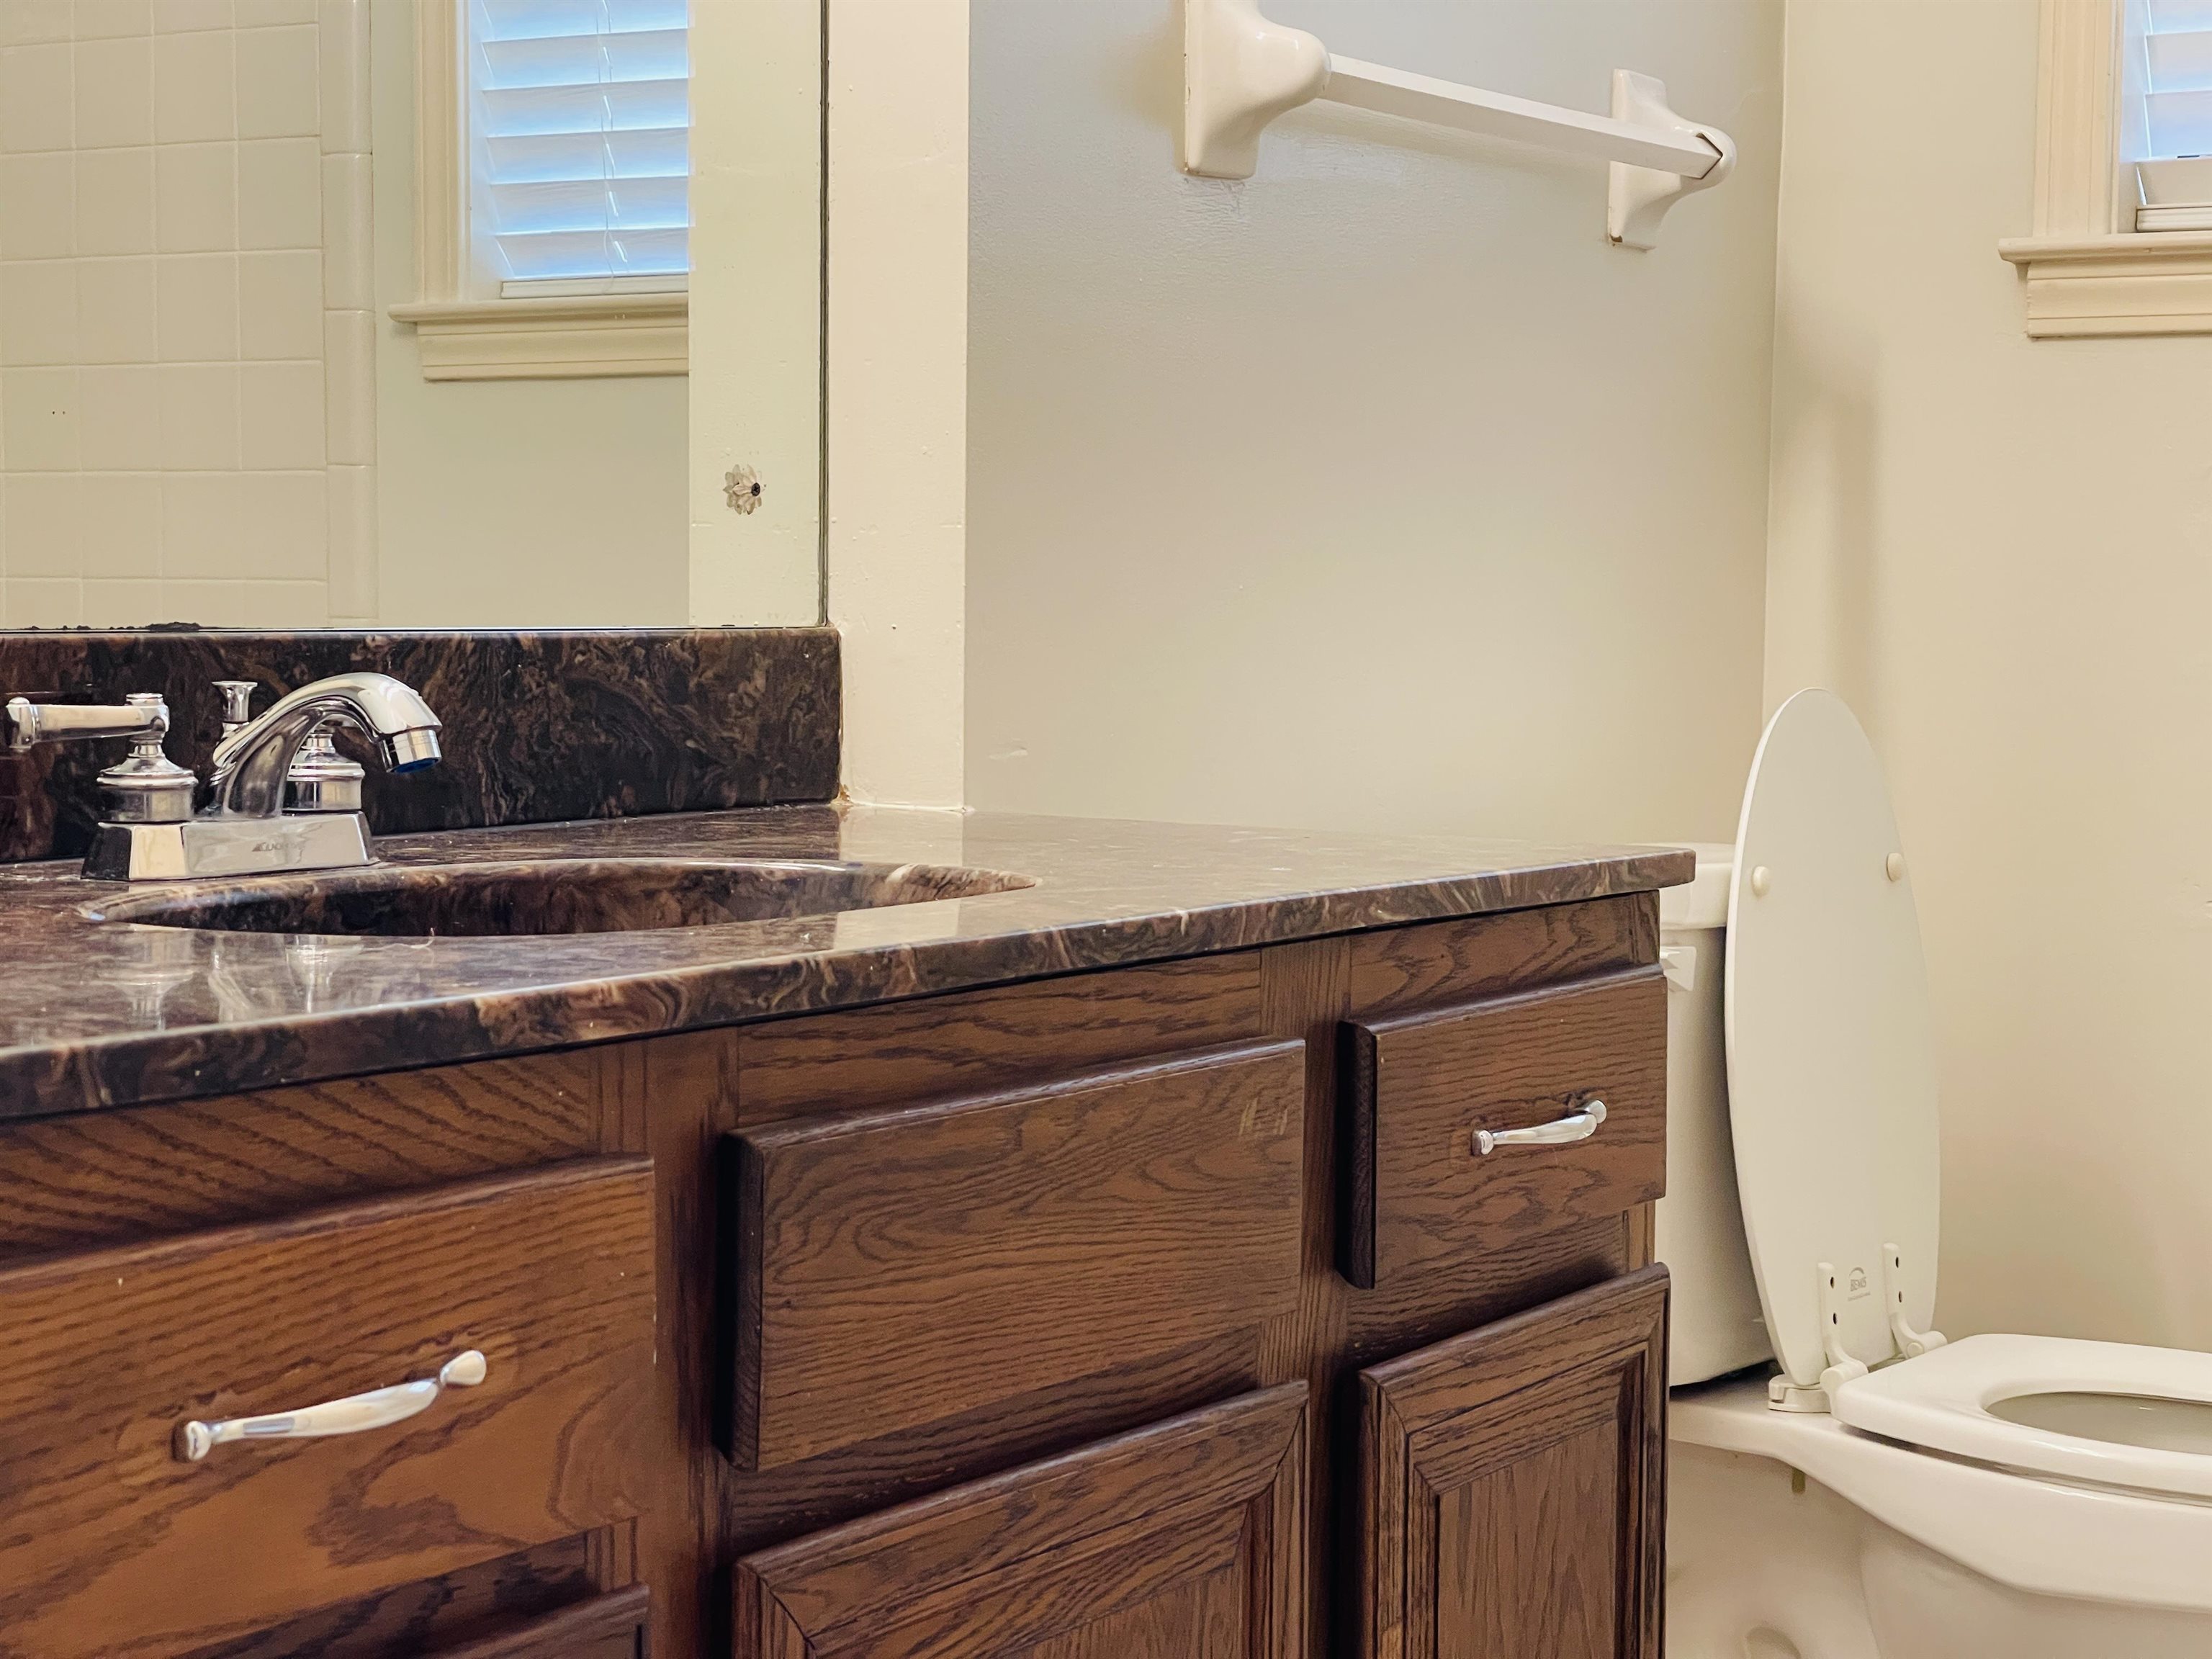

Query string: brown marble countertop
0 806 1691 1121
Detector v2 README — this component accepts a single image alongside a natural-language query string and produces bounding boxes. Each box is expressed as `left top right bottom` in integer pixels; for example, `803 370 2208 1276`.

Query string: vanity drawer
725 1040 1306 1469
0 1159 657 1659
1340 968 1665 1287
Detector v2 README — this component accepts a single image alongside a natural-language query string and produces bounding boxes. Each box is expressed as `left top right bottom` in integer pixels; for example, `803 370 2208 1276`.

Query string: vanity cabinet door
732 1382 1308 1659
1357 1267 1668 1659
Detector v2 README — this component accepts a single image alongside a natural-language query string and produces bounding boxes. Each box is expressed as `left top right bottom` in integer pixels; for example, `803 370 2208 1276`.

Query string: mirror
0 0 822 630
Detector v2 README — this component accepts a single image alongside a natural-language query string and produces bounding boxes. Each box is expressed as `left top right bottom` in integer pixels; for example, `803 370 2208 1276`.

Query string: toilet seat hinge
1771 1260 1869 1413
1815 1259 1871 1405
1881 1241 1946 1359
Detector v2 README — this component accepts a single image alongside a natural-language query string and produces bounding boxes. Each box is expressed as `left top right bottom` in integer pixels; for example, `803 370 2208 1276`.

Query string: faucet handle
96 693 196 825
284 721 367 814
7 690 172 752
211 680 258 740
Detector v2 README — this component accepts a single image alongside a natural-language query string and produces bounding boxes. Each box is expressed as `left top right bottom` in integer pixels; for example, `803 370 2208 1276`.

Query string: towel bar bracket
1181 0 1737 249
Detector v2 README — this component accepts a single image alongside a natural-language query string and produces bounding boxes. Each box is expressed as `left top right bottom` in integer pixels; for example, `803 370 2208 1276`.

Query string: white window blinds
467 0 691 289
2129 0 2212 227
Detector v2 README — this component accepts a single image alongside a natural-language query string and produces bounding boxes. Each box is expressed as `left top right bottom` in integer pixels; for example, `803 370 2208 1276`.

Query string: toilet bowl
1657 689 2212 1659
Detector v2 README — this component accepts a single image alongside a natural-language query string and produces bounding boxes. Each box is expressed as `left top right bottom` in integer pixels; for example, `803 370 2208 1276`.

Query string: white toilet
1656 688 2212 1659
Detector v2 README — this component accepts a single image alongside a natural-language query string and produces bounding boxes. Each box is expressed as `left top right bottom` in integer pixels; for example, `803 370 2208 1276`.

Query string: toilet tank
1653 844 1773 1385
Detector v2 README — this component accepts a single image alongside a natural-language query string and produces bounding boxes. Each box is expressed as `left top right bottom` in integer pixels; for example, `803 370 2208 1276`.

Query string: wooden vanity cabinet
1358 1269 1669 1659
722 1038 1308 1470
0 889 1668 1659
707 891 1668 1659
732 1384 1309 1659
0 1159 657 1659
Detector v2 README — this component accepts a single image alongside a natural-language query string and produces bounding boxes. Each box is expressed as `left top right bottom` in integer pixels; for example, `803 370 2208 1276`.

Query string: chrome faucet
208 673 441 818
4 672 442 881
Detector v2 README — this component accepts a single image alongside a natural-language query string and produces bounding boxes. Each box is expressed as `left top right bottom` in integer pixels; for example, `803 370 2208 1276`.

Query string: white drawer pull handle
175 1349 488 1463
1473 1100 1606 1156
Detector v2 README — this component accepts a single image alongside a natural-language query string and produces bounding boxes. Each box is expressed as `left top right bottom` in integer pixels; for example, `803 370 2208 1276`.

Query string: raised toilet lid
1725 690 1941 1395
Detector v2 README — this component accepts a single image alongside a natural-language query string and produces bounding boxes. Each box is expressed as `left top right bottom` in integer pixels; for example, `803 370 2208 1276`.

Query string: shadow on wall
1765 306 1881 728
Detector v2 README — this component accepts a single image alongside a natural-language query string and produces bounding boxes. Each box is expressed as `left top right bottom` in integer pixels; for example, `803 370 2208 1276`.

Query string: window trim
390 0 688 379
1998 0 2212 336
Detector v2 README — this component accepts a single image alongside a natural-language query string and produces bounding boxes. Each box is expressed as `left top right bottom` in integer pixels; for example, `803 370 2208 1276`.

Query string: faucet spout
209 672 442 818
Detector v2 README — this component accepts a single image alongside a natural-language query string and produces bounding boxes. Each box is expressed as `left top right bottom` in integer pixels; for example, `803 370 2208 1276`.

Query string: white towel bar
1181 0 1737 248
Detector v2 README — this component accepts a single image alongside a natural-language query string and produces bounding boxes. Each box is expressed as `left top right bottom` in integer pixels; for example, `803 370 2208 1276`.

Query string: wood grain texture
727 1040 1307 1468
733 953 1265 1123
732 1383 1308 1659
177 1537 600 1659
1250 938 1635 1659
0 902 1673 1659
1341 968 1665 1287
0 1051 603 1257
431 1586 650 1659
1346 895 1658 1017
1625 1200 1656 1272
0 1161 659 1659
1357 1267 1668 1659
631 1029 739 1659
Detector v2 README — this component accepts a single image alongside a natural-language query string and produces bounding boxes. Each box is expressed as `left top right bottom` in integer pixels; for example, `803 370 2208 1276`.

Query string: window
467 0 691 292
2122 1 2212 228
1998 0 2212 336
392 0 689 379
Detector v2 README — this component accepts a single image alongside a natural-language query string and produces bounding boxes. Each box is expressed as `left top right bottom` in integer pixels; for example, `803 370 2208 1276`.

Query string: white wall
688 0 820 629
1768 0 2212 1350
368 0 687 628
825 0 967 809
963 0 1784 845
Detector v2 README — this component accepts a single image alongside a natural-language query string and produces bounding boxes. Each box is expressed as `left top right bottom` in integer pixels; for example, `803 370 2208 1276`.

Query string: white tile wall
316 0 368 620
0 0 372 627
151 30 230 145
238 135 315 248
75 145 151 253
155 140 233 249
238 247 318 357
76 34 152 148
78 4 154 42
78 253 155 360
78 360 158 465
2 154 74 258
154 250 234 356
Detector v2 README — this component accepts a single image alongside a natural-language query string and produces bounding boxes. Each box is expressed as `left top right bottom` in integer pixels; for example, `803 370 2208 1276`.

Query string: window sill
389 292 688 380
1998 232 2212 338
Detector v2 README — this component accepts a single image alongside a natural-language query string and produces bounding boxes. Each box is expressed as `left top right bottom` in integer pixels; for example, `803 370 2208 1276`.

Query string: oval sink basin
85 858 1035 938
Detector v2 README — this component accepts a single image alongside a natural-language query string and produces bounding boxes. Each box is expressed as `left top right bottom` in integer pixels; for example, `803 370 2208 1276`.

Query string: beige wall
688 0 820 630
1768 0 2212 1349
826 0 968 809
369 0 686 628
963 0 1783 845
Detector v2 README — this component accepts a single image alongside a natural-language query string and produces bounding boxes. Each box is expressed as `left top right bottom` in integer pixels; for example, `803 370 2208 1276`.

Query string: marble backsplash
0 628 841 863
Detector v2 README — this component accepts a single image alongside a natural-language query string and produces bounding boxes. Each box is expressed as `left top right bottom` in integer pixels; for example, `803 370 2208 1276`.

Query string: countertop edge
2 845 1691 1123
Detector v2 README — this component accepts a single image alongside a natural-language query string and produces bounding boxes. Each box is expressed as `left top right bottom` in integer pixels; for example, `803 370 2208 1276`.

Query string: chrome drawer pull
175 1349 487 1463
1473 1100 1606 1156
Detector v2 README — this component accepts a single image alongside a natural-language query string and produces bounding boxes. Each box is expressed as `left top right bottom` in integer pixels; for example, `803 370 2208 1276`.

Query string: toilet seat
1831 1331 2212 1500
1674 1376 2212 1614
1668 691 2212 1634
